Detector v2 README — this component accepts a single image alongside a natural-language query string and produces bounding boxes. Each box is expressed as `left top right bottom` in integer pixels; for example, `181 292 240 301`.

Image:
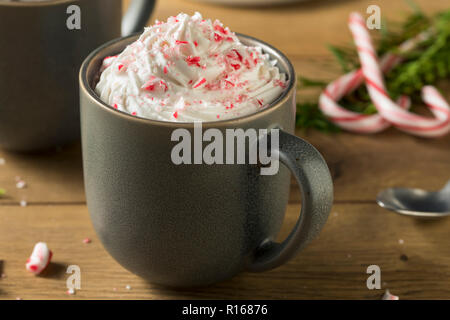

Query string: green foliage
296 102 340 133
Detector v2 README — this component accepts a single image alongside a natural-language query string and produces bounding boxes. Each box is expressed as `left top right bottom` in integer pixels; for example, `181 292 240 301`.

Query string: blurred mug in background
0 0 155 151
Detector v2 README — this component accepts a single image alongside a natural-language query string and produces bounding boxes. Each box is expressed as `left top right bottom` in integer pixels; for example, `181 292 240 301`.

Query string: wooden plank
143 0 448 57
0 144 85 205
0 203 448 300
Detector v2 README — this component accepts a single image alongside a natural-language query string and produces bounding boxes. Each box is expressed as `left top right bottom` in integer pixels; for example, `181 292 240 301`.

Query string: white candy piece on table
26 242 52 275
16 180 27 189
382 289 399 300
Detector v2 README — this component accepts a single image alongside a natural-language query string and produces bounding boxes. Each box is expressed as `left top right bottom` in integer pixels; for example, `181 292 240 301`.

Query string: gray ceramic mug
80 34 333 287
0 0 155 151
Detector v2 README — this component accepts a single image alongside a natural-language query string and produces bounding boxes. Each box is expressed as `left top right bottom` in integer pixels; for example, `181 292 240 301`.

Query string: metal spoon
376 180 450 218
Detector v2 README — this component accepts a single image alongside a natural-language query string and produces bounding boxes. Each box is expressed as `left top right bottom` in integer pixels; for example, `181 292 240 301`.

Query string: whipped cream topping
95 12 287 122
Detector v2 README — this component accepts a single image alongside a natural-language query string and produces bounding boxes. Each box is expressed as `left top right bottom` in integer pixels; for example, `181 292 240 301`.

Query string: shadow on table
143 275 274 299
38 262 68 280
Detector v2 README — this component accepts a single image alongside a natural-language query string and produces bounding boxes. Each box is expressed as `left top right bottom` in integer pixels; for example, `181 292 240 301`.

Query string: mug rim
0 0 78 7
79 32 296 128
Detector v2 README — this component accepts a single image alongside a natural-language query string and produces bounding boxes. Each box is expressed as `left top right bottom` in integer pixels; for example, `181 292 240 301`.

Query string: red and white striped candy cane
319 58 410 133
349 12 450 138
319 29 431 134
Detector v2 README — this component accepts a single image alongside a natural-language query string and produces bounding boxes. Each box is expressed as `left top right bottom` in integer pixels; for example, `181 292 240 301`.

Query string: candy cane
26 242 52 275
349 12 450 138
319 58 410 133
319 29 431 134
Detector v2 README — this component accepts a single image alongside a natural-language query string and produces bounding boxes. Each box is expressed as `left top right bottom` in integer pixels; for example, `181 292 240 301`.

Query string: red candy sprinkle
186 56 201 67
175 40 189 45
113 104 118 109
173 111 178 119
214 33 224 42
132 112 137 116
143 76 157 91
274 79 287 88
194 41 198 47
104 55 117 61
160 80 168 92
231 64 241 70
236 95 245 103
257 99 263 106
225 80 235 88
193 78 206 88
164 66 168 74
214 25 228 34
233 49 243 62
118 64 125 71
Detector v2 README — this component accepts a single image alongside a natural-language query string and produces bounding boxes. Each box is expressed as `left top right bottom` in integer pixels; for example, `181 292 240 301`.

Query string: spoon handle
442 180 450 194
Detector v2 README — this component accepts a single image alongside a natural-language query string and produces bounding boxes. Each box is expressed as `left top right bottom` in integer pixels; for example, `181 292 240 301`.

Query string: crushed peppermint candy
26 242 52 275
83 238 92 244
95 12 287 122
16 180 27 189
382 289 399 300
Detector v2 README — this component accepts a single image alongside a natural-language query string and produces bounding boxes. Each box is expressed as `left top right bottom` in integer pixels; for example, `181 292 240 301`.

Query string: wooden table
1 0 449 300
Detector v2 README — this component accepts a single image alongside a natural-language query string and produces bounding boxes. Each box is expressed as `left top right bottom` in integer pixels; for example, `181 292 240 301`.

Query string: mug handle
247 130 333 272
122 0 156 37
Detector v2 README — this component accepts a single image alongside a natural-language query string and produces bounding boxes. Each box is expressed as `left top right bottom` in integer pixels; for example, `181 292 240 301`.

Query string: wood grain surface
0 0 449 300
